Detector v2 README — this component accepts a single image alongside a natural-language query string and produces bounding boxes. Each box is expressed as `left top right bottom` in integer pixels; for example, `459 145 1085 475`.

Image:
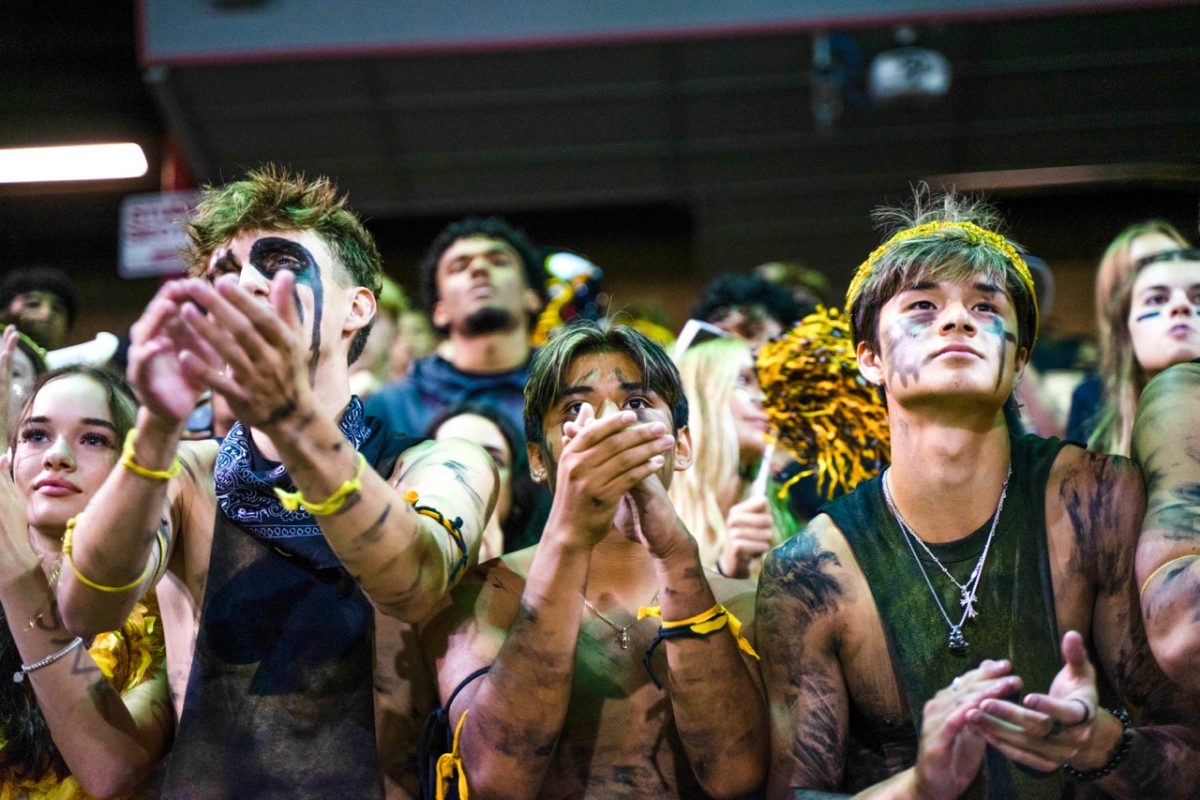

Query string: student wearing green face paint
54 166 497 799
757 191 1200 799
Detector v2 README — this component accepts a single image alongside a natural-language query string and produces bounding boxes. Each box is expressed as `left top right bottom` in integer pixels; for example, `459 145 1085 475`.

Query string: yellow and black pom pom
756 306 890 500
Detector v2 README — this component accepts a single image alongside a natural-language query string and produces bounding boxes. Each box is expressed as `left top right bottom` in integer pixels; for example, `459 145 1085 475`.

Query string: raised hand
968 630 1116 774
547 401 676 548
912 659 1022 799
127 281 220 426
0 459 38 588
718 494 775 577
176 271 312 432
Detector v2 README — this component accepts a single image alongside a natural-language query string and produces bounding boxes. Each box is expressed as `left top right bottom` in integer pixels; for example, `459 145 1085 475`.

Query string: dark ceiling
2 2 1199 332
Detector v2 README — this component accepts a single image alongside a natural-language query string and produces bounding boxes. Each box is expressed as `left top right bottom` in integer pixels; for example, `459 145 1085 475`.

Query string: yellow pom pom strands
756 307 890 500
845 220 1037 329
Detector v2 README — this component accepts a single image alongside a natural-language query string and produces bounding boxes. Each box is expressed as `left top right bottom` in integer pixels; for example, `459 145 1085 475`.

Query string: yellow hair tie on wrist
62 516 158 594
121 429 182 481
638 602 759 660
274 452 367 516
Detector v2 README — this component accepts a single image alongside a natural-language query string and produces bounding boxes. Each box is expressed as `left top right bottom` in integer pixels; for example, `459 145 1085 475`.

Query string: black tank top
824 434 1072 799
162 425 421 800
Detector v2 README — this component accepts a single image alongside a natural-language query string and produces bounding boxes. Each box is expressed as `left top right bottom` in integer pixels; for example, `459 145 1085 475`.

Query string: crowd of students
1 165 1199 799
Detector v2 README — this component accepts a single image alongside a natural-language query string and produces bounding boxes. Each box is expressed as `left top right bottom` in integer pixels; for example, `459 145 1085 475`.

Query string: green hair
184 164 383 363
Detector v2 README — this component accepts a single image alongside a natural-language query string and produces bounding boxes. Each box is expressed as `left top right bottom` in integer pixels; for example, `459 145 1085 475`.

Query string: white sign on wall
118 190 201 278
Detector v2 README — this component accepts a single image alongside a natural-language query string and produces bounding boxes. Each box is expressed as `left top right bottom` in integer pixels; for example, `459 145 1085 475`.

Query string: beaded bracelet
14 637 84 683
1061 706 1133 782
121 429 183 481
62 516 159 594
274 452 367 516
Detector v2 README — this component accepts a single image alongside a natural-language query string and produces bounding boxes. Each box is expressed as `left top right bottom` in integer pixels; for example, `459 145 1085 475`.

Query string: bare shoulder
759 514 856 609
419 549 529 695
1048 443 1145 587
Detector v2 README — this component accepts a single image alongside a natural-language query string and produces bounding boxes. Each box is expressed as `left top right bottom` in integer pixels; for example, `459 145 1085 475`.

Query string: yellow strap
121 429 182 481
638 602 759 660
435 708 471 800
1140 553 1200 599
274 452 367 516
62 516 158 594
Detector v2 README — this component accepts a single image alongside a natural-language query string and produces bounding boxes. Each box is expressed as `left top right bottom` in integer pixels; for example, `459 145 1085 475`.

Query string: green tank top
824 433 1072 799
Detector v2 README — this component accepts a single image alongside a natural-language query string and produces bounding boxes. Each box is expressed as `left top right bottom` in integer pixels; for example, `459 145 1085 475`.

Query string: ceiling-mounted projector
869 46 951 105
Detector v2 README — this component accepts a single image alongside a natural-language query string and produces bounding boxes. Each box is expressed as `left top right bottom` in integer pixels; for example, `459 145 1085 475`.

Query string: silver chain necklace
881 465 1011 654
582 590 659 649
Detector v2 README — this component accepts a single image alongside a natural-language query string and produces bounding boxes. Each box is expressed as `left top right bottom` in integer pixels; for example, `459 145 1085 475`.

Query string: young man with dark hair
367 215 545 441
757 193 1200 798
420 320 767 799
55 166 496 799
0 265 77 350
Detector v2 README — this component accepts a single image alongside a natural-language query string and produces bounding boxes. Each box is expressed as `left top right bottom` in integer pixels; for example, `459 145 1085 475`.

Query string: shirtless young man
757 195 1200 798
420 320 767 799
55 166 496 799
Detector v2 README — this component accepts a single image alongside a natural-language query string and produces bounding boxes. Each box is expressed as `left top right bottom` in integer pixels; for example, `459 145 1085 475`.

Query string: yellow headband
845 221 1038 328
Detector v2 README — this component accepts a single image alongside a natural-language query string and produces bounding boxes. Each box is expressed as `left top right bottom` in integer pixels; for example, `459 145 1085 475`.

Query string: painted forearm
57 409 181 635
653 547 768 798
3 568 163 796
1092 725 1200 799
268 411 493 622
458 540 591 798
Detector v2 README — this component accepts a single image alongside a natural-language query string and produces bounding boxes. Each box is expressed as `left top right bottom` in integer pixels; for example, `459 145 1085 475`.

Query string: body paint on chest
249 237 324 380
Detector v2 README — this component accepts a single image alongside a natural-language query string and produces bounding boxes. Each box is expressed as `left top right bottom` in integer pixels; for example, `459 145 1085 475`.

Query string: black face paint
250 237 323 380
986 317 1017 392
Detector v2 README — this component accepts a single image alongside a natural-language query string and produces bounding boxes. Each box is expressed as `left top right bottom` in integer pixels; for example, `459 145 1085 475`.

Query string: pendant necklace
583 590 660 649
881 465 1010 654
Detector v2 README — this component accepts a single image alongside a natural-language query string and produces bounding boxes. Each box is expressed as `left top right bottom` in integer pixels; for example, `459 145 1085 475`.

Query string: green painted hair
184 164 383 363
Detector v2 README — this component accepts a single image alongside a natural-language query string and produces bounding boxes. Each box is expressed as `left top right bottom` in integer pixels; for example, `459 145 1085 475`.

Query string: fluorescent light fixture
0 143 148 184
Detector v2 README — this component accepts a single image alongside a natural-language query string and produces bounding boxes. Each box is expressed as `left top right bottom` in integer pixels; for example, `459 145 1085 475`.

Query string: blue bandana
215 397 371 569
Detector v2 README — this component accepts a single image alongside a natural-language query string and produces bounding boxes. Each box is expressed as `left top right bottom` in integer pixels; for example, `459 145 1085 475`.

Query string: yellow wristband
638 602 759 659
274 452 367 516
122 429 182 481
62 516 158 594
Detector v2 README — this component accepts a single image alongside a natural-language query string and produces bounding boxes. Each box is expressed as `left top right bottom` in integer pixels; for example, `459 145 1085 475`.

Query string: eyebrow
25 415 117 432
903 281 1002 295
1139 284 1200 293
556 382 658 401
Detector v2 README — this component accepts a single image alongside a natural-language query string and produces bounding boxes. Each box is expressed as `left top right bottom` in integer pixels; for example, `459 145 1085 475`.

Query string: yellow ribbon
435 708 471 800
638 602 759 660
121 429 183 481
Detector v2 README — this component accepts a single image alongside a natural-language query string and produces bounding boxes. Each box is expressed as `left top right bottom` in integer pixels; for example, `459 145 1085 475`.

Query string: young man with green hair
56 165 497 799
757 192 1200 798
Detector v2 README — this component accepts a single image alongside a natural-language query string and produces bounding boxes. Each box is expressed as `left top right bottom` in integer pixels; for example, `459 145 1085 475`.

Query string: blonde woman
670 337 777 578
1069 220 1189 443
1091 247 1200 455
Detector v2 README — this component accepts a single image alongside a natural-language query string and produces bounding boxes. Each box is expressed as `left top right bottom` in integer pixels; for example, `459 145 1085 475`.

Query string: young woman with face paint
1090 248 1200 456
0 366 171 798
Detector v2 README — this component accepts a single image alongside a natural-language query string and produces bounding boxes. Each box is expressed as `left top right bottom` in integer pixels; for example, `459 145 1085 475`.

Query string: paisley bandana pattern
215 397 370 567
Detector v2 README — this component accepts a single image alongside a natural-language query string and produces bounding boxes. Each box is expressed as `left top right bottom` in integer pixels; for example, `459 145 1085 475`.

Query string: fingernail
649 421 666 435
658 435 675 448
649 455 665 468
